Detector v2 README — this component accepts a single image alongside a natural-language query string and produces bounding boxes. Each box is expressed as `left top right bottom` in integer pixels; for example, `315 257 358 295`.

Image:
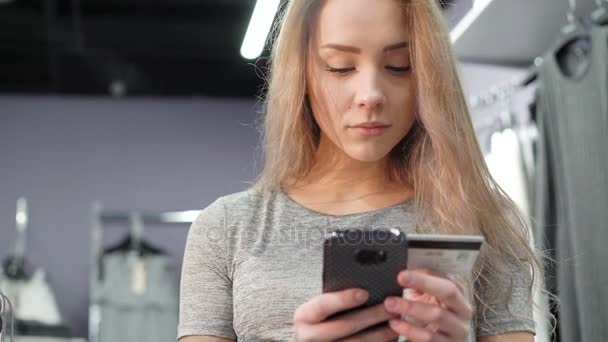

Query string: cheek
392 85 417 121
310 81 351 129
316 77 351 110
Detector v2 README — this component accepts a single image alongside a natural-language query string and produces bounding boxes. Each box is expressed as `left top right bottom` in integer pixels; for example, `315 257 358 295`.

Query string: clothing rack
468 52 544 112
468 79 520 137
467 57 545 137
13 199 28 266
0 198 27 342
88 202 197 342
469 82 516 111
3 198 29 280
0 289 14 342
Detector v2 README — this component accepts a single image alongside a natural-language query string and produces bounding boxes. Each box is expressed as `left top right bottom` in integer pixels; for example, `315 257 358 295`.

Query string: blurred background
1 0 606 341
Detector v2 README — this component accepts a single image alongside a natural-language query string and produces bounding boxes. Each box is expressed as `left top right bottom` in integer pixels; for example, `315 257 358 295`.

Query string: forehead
312 0 409 45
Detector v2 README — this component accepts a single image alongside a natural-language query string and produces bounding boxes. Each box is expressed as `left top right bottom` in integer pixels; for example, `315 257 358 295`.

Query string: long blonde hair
253 0 550 328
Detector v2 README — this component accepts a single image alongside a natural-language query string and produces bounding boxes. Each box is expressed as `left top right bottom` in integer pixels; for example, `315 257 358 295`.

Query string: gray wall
0 95 261 337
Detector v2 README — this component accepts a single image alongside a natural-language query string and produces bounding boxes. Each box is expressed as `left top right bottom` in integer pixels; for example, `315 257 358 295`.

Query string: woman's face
307 0 417 162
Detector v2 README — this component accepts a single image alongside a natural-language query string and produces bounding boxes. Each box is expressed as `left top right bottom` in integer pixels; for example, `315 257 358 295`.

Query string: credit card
398 234 484 342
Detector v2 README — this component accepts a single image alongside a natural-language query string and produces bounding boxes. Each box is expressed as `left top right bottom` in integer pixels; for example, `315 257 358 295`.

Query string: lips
349 123 391 137
351 122 391 128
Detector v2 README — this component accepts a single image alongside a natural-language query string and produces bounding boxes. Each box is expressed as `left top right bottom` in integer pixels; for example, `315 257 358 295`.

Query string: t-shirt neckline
277 187 413 219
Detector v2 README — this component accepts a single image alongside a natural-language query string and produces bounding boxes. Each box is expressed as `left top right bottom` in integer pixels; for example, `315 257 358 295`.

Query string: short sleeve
475 257 536 336
177 197 236 340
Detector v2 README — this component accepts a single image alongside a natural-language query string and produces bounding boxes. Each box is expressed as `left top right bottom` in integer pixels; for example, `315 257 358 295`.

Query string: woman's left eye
326 67 354 74
386 66 411 72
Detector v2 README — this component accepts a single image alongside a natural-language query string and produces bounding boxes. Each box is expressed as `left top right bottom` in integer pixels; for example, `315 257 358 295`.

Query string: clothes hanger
102 234 164 257
99 212 164 282
554 0 592 79
1 257 28 281
102 212 164 257
591 0 608 25
519 57 544 87
520 65 538 87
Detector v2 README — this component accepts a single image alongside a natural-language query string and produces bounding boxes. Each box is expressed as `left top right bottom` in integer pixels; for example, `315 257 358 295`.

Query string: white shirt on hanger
0 268 62 325
484 127 550 342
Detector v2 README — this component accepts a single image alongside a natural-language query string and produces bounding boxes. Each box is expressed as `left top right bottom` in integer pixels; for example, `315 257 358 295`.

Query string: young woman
178 0 543 341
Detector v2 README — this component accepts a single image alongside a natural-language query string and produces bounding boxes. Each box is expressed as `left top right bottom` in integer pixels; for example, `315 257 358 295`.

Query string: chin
344 145 391 163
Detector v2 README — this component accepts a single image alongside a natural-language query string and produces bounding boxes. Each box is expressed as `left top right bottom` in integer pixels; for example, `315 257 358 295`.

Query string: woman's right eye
326 67 354 74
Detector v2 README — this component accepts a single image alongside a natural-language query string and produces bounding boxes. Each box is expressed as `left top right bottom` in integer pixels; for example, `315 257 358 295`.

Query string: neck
290 134 408 201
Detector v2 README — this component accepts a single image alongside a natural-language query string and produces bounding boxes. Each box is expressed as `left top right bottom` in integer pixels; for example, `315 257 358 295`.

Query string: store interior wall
0 95 261 337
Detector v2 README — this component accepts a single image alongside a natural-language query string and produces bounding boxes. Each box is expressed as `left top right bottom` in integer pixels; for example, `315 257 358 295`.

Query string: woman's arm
478 332 534 342
178 198 237 341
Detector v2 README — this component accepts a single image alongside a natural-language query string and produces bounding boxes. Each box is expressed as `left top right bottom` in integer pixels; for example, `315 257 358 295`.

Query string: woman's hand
292 288 401 342
383 270 473 342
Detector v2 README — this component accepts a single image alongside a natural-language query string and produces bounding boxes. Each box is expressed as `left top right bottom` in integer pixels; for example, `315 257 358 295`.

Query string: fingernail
399 271 412 285
385 297 398 309
355 290 368 302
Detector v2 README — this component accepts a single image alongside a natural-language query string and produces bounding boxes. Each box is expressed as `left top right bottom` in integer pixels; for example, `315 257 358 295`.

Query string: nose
355 70 386 110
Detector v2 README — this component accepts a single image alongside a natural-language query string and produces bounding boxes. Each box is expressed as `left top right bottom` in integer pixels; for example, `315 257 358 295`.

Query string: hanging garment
484 128 529 216
484 127 551 342
534 23 608 342
92 251 178 342
1 289 13 340
0 268 62 326
508 82 540 196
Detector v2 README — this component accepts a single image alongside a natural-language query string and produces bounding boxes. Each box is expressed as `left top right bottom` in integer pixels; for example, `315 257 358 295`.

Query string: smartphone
322 228 408 320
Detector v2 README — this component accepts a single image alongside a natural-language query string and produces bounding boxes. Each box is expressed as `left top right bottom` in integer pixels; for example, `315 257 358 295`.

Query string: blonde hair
253 0 552 330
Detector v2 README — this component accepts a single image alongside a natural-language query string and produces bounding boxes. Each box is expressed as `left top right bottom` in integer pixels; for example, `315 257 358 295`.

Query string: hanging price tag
131 256 147 296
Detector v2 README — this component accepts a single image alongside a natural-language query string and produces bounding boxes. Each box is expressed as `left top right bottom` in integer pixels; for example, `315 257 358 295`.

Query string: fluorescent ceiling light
240 0 281 60
159 210 201 223
450 0 494 44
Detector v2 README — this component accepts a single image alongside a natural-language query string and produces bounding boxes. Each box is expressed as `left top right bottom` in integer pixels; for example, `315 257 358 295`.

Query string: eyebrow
320 41 409 54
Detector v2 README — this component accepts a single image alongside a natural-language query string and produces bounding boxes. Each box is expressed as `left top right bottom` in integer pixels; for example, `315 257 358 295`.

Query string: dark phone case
322 228 408 320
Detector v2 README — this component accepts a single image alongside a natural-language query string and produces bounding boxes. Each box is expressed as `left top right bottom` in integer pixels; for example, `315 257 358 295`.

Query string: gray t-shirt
178 187 535 341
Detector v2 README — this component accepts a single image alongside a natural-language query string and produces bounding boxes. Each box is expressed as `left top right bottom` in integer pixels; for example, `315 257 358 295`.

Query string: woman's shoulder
218 185 268 207
195 186 277 223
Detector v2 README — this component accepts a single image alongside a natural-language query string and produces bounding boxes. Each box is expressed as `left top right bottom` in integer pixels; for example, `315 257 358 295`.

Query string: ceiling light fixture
240 0 281 60
450 0 494 44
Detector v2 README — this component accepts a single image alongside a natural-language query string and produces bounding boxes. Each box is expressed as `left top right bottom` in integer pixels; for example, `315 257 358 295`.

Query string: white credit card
406 233 484 275
398 234 484 342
